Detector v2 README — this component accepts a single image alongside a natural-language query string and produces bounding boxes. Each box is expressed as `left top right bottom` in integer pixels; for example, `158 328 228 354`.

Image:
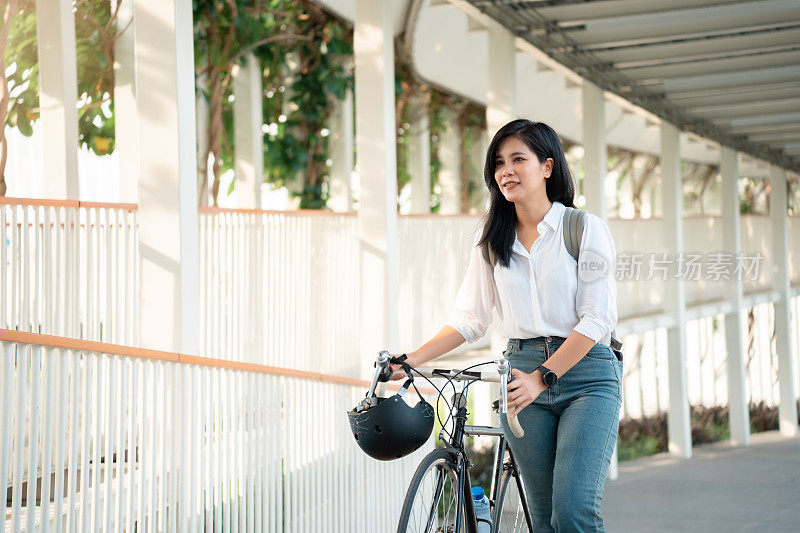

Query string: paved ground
603 431 800 532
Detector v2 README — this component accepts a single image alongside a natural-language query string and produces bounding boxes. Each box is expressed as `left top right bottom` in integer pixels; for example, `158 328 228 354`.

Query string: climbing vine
1 0 122 196
259 2 352 209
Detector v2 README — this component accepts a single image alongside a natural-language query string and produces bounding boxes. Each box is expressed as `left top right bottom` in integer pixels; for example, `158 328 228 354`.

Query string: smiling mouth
502 182 519 190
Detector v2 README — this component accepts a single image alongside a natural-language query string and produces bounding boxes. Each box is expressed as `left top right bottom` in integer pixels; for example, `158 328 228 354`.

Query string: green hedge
618 400 799 461
465 400 799 491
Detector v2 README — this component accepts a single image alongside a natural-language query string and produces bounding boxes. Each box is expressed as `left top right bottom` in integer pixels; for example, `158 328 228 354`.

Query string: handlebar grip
378 363 393 383
507 414 524 438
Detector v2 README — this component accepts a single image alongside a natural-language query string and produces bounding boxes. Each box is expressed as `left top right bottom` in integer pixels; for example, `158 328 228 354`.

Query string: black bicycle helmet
348 380 434 461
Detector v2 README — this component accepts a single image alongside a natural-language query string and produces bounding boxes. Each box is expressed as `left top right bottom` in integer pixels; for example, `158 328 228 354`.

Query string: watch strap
536 365 557 387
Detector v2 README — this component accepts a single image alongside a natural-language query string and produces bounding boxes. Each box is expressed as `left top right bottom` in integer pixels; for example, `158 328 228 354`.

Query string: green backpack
481 206 624 360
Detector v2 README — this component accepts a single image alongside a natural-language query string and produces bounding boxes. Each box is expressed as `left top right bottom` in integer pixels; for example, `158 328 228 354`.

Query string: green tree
0 0 21 196
259 1 352 208
1 0 124 196
194 0 352 208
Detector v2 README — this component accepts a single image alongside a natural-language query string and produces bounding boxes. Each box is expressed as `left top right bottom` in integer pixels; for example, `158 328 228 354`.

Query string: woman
392 119 621 531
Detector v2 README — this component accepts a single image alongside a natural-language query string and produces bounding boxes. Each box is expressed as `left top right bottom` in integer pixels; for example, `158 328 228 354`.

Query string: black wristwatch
536 365 558 388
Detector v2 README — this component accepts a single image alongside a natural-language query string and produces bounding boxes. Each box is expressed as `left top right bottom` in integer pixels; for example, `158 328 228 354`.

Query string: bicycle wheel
397 448 467 533
493 465 532 532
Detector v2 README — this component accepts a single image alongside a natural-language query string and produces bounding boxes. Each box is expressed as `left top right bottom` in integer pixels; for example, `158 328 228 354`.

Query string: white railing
198 209 361 375
0 199 139 346
398 215 489 351
616 295 800 419
2 198 797 419
0 330 432 532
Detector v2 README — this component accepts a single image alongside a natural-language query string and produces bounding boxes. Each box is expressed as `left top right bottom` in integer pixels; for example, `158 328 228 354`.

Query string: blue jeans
500 336 622 532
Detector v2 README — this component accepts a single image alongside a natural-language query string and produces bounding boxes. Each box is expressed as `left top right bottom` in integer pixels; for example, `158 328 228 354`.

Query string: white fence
0 200 139 345
2 198 799 416
0 331 430 532
198 209 361 375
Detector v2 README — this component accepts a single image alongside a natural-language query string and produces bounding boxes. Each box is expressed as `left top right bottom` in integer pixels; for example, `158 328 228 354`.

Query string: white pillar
581 80 618 477
770 164 799 436
582 82 607 218
35 0 79 199
661 122 692 458
329 89 354 212
233 54 264 208
486 24 516 137
438 109 461 214
721 147 749 445
196 74 211 207
134 0 199 356
112 0 138 204
355 0 400 377
486 24 516 408
407 98 430 214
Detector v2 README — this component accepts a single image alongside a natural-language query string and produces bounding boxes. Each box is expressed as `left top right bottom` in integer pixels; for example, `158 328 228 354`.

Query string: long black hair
478 119 576 268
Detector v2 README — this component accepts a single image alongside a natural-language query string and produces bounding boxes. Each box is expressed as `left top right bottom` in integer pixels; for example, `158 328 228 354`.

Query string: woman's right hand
388 353 417 381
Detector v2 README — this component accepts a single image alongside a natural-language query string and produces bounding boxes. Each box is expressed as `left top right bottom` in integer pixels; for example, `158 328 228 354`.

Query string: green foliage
428 92 447 213
4 0 120 155
256 3 353 208
4 2 39 139
618 401 800 462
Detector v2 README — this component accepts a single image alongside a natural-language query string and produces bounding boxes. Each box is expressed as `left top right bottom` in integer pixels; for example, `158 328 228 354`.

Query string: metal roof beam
728 112 800 128
620 49 800 80
533 0 742 25
591 26 800 64
691 98 800 120
662 66 800 92
551 1 800 48
728 122 800 136
747 132 800 144
665 84 800 108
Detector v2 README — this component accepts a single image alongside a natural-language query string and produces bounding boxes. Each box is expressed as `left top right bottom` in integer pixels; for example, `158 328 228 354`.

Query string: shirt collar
512 201 564 255
540 201 564 233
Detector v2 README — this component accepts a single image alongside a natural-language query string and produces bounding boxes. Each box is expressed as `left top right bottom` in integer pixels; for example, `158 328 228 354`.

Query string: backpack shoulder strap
562 206 586 262
563 206 624 355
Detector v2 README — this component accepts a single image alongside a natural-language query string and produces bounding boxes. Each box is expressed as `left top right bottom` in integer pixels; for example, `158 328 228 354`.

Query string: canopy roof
467 0 800 172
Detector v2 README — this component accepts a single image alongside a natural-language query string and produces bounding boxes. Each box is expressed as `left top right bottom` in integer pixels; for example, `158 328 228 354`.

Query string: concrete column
111 0 138 203
486 24 516 138
354 0 400 377
582 82 607 218
770 164 799 436
196 74 211 207
407 98 431 214
134 0 199 356
35 0 79 199
486 25 516 409
329 89 354 212
721 147 749 445
233 53 264 208
661 122 692 458
438 108 461 214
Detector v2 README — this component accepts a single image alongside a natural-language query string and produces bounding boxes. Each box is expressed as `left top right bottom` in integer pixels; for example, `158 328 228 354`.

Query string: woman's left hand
507 369 547 417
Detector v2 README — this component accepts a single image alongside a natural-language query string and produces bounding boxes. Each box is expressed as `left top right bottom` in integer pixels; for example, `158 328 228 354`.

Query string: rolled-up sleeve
573 214 618 343
446 236 496 343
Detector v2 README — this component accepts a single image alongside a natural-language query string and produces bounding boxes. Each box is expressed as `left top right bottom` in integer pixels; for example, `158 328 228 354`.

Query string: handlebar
369 351 525 438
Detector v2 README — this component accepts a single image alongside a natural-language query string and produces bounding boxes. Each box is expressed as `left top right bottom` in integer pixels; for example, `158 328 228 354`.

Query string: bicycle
368 352 534 533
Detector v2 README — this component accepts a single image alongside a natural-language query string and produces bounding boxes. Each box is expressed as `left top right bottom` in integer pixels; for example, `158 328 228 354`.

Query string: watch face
544 371 557 387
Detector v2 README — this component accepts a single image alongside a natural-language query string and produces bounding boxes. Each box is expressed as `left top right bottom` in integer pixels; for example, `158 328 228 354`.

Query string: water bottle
472 486 491 533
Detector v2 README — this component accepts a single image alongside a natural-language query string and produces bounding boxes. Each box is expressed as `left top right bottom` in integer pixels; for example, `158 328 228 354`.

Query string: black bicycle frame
447 403 478 533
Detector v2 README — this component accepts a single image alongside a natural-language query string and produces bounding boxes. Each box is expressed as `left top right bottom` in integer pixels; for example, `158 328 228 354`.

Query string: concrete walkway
603 431 800 532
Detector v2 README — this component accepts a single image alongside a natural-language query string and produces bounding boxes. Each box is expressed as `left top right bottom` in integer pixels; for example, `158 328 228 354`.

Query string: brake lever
497 358 524 438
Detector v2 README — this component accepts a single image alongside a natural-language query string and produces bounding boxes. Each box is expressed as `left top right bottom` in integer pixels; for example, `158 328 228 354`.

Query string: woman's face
493 136 553 204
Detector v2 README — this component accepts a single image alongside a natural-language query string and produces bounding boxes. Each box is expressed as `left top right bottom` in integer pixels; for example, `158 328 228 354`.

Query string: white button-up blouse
446 201 618 346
